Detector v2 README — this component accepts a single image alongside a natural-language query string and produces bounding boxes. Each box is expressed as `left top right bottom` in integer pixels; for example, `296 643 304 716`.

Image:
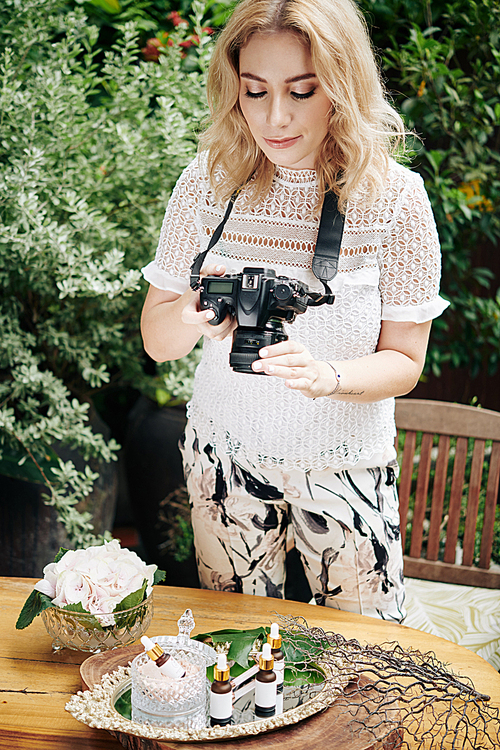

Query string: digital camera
199 267 327 374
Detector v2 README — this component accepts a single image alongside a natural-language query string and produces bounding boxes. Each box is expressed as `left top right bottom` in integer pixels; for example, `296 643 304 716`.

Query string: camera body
199 267 311 374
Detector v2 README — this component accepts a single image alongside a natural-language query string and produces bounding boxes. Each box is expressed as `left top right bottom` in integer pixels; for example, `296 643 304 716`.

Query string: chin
263 151 312 170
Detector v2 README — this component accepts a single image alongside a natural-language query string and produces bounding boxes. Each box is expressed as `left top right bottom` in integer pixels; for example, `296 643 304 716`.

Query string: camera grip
200 298 226 326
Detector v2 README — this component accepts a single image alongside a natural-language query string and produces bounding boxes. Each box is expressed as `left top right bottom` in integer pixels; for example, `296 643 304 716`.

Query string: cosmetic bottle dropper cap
259 642 274 670
141 635 186 678
268 622 282 649
213 653 230 682
141 635 163 661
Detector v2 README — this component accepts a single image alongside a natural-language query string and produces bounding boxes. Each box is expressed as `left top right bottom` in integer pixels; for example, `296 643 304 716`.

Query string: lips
263 135 302 149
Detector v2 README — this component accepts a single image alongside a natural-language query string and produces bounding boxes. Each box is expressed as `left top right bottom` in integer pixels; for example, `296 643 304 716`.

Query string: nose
267 94 291 130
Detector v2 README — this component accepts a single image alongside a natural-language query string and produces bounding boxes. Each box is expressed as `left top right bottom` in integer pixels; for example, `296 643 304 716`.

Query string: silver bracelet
324 362 341 397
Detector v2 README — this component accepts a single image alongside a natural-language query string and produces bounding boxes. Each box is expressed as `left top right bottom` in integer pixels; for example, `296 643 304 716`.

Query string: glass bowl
131 645 208 729
41 594 153 652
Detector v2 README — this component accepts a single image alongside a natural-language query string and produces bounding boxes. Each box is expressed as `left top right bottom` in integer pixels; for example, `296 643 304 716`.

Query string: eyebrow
240 73 317 84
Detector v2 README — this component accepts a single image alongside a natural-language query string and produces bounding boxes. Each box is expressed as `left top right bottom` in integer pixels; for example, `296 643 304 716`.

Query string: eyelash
244 89 316 101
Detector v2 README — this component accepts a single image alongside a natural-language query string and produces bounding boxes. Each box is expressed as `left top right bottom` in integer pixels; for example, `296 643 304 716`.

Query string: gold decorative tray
68 645 400 749
68 645 340 742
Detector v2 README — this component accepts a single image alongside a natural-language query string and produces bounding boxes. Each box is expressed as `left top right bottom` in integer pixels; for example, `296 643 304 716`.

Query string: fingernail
216 265 223 271
253 361 262 371
260 349 268 357
267 365 274 373
206 310 215 319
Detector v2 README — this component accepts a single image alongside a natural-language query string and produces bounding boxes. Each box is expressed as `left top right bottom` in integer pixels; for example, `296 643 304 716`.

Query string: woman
140 0 448 621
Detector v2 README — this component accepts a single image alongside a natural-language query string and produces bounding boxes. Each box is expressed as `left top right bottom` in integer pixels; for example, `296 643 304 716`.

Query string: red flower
179 33 206 49
141 35 173 62
168 10 188 27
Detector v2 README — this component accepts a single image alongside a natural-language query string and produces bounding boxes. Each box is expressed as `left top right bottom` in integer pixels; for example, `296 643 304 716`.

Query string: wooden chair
395 398 500 589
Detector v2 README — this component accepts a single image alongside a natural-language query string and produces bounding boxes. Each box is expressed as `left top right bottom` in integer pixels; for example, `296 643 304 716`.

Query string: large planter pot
0 410 118 577
123 396 199 589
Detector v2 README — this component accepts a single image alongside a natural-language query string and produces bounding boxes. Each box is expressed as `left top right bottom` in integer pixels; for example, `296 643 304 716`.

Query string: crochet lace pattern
143 154 448 471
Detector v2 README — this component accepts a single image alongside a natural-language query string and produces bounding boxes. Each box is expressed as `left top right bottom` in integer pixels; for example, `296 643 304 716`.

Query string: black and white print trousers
180 422 405 623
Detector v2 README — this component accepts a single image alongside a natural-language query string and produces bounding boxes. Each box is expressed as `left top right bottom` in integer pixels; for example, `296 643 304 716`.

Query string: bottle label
210 690 233 721
255 679 277 709
274 659 284 686
158 656 186 679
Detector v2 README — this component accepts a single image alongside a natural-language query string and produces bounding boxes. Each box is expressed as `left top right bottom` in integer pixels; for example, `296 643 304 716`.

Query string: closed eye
244 89 317 101
244 90 266 99
291 89 316 100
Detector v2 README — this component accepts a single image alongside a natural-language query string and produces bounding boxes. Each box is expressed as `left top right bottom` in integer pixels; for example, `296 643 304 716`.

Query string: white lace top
143 154 449 471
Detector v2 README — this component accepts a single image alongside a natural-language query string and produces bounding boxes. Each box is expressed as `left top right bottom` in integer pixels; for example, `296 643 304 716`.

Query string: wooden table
2 576 500 749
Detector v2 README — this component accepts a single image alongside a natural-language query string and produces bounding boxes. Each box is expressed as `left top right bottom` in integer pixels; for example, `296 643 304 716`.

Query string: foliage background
72 0 500 401
0 0 498 547
359 0 500 400
0 0 212 544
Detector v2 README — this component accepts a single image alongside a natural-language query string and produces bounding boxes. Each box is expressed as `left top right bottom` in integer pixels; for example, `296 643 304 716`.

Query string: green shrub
359 0 500 381
0 0 211 545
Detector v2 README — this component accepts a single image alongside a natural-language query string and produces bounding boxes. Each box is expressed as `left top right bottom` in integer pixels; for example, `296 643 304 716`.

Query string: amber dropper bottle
140 636 186 679
254 642 277 717
267 622 284 693
210 653 233 726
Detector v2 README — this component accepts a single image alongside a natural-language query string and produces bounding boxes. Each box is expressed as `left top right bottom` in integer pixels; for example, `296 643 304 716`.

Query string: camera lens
230 324 288 374
274 283 292 302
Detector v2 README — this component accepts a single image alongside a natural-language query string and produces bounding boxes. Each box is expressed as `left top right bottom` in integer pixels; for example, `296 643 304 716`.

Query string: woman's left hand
251 339 335 399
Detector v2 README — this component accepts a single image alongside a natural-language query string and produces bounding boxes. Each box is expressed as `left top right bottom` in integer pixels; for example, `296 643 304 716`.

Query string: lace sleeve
142 156 204 294
380 173 449 323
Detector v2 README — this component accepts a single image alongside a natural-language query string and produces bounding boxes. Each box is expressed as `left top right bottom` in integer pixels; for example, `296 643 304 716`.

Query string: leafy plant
359 0 500 381
157 485 195 562
0 0 212 546
67 0 235 68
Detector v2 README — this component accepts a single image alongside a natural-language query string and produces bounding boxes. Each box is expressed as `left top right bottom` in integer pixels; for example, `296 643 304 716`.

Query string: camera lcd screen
207 280 234 294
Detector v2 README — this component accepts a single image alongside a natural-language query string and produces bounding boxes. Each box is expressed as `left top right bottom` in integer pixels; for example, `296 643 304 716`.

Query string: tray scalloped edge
66 664 348 743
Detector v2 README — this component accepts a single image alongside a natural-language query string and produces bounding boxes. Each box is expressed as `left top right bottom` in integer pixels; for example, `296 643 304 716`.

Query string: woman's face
238 31 332 170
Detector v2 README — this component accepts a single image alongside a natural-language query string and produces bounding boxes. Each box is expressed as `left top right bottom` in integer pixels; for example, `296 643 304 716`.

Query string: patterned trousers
180 422 405 623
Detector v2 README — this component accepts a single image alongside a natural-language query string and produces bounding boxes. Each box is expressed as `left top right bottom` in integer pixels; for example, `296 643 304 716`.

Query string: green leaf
281 631 328 665
197 626 326 685
54 547 70 564
194 626 267 668
115 581 147 612
16 590 53 630
90 0 121 13
115 688 132 720
62 601 91 614
0 444 60 485
62 601 105 630
153 569 166 585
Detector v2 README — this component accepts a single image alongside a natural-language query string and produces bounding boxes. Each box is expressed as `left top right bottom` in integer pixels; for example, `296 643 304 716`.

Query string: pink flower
33 540 158 622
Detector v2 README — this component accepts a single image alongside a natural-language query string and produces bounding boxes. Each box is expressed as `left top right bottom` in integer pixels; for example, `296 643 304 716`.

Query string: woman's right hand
181 264 237 342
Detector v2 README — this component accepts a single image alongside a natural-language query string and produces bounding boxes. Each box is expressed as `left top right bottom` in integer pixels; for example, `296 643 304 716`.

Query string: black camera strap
190 185 345 301
190 187 242 290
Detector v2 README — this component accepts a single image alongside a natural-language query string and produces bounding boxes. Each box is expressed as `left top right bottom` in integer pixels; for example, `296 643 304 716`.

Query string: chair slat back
395 399 500 588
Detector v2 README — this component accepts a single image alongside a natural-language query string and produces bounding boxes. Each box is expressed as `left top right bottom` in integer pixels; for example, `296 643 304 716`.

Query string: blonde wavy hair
199 0 406 212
